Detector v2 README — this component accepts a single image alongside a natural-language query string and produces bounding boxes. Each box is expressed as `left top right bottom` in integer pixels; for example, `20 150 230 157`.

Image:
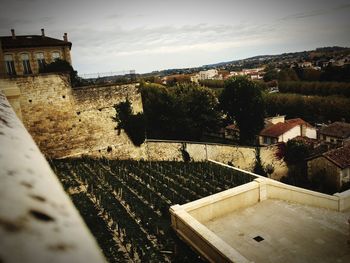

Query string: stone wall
5 73 143 158
0 92 105 262
143 141 287 180
1 74 287 179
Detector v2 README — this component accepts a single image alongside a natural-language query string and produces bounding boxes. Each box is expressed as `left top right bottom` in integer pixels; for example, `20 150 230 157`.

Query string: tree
278 68 299 82
40 59 83 87
113 99 145 146
253 147 267 176
263 69 279 82
141 83 221 140
219 76 265 144
284 140 310 165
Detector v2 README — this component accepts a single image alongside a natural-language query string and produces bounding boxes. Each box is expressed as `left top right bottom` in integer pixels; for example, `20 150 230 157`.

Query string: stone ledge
0 92 106 263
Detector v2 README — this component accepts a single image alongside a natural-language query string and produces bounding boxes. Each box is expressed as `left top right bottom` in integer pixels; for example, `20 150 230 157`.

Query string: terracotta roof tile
260 118 312 138
323 145 350 169
225 124 239 131
319 122 350 139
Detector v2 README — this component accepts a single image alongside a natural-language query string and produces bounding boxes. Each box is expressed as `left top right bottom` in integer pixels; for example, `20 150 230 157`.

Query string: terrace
170 166 350 263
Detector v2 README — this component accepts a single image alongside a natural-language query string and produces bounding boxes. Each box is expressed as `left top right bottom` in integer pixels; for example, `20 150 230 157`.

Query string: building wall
267 115 285 125
305 126 317 139
0 91 106 263
320 134 345 146
1 45 71 75
279 125 301 142
307 157 341 191
3 73 143 158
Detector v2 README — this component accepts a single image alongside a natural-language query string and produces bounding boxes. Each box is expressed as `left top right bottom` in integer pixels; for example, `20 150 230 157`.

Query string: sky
1 0 350 74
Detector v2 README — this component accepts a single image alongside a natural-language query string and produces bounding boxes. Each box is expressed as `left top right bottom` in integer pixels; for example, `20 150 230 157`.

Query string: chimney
41 28 45 37
11 29 16 39
63 33 68 42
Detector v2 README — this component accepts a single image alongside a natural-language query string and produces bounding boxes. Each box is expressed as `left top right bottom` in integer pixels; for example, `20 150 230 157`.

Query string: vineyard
49 158 255 262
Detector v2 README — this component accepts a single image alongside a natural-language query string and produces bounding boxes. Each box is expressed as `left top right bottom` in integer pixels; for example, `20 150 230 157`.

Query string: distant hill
142 46 350 77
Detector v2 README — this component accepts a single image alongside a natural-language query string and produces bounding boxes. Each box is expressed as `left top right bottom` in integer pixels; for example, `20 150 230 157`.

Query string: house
297 61 313 68
259 118 316 145
318 122 350 146
198 69 218 80
0 29 72 76
307 145 350 191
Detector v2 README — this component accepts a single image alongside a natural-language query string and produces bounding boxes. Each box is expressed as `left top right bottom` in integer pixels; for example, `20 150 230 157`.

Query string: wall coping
0 92 106 262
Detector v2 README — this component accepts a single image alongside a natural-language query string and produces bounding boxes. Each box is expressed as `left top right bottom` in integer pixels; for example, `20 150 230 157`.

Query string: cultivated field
50 158 254 262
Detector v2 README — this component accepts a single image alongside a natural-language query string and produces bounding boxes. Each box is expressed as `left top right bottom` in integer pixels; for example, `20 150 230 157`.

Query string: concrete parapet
0 92 106 262
171 162 350 262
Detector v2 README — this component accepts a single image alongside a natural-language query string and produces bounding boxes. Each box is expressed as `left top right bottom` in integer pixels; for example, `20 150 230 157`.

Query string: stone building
307 145 350 191
319 121 350 147
0 29 72 76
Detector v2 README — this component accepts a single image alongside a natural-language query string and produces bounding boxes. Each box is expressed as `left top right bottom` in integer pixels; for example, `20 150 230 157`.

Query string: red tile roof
319 122 350 139
323 145 350 169
0 35 71 49
225 124 239 131
260 118 312 138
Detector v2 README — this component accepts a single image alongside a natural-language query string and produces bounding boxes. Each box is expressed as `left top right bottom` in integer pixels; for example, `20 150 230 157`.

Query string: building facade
307 145 350 191
0 29 72 77
259 118 317 146
318 122 350 147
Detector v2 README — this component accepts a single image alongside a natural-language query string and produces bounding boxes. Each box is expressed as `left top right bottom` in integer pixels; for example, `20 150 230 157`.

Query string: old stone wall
1 73 287 178
142 141 287 180
7 73 143 158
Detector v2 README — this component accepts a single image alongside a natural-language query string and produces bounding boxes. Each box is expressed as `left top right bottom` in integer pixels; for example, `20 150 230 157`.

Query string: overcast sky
1 0 350 74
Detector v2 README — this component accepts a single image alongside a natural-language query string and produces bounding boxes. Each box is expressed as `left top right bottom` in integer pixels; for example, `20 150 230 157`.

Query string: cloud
72 22 275 54
279 3 350 21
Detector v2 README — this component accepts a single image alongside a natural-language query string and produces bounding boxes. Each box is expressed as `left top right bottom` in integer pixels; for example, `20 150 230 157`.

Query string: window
263 137 271 145
21 53 32 74
4 54 16 75
52 51 60 61
36 52 45 71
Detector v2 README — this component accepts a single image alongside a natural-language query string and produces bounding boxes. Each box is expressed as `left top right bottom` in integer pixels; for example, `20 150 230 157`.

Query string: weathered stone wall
141 141 286 179
7 73 143 158
0 91 106 262
1 73 287 178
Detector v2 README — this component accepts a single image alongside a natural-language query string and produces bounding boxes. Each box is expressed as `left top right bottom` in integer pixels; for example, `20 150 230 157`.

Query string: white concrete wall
279 125 300 142
184 182 260 223
0 92 106 263
170 171 350 263
265 179 340 210
305 127 317 139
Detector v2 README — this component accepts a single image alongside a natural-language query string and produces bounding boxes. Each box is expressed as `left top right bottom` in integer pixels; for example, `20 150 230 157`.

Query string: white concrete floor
204 199 350 263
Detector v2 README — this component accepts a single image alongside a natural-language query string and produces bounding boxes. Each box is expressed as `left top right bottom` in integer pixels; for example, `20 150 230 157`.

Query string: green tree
113 99 145 146
141 83 221 140
278 68 299 82
284 140 310 165
263 69 279 82
219 76 265 144
253 147 267 176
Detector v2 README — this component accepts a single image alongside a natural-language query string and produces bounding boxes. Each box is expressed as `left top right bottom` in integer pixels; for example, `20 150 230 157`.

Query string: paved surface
204 199 350 263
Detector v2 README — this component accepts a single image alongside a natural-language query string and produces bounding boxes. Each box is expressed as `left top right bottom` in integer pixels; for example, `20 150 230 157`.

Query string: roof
323 145 350 169
0 35 72 49
225 124 239 131
319 122 350 139
260 118 312 138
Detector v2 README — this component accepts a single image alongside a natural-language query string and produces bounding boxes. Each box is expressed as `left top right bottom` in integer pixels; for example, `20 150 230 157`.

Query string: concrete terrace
171 169 350 263
204 199 350 263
